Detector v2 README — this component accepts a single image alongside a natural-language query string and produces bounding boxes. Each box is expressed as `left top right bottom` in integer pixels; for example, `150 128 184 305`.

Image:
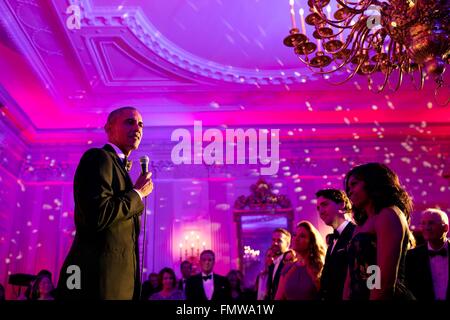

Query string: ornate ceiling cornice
78 0 315 86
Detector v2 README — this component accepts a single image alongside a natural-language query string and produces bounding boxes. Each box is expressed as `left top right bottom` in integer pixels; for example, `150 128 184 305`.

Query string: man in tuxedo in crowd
185 250 231 301
406 208 449 300
267 228 291 300
57 107 154 300
316 189 355 300
178 260 192 293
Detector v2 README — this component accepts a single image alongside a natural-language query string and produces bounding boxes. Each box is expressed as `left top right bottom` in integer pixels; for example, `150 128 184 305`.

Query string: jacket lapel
199 275 208 300
103 144 133 187
447 240 450 300
211 274 218 300
333 222 355 254
420 245 435 299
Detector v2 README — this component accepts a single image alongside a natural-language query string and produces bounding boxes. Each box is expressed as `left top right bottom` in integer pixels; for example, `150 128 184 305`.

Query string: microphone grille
139 155 150 164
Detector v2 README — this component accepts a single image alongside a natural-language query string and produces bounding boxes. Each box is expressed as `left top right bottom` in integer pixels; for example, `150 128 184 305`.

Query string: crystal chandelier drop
284 0 449 97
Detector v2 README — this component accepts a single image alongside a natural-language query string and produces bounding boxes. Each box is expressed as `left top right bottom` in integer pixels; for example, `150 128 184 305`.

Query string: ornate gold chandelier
284 0 449 97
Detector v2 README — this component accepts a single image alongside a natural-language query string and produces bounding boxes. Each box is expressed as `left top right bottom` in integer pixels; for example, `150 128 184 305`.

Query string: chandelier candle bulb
299 8 306 34
289 0 297 29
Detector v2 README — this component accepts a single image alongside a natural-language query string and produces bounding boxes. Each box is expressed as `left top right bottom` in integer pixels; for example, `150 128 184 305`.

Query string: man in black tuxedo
406 208 449 300
57 107 153 300
316 189 355 301
185 250 231 301
267 228 291 300
178 260 192 293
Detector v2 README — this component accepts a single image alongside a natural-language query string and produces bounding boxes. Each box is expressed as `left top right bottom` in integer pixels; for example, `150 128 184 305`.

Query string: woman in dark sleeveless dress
343 163 415 300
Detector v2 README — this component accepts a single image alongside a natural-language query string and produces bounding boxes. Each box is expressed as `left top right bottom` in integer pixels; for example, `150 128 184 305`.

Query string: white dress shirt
181 278 187 292
272 254 284 281
330 220 350 253
428 241 448 300
108 143 143 200
202 272 214 300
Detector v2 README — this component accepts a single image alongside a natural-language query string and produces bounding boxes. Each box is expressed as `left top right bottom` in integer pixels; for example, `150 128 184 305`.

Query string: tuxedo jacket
267 251 289 300
320 222 355 301
405 240 450 300
185 273 231 302
57 144 144 300
178 278 188 292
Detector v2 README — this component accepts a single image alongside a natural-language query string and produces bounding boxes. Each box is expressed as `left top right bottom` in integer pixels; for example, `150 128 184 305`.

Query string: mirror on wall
233 179 294 289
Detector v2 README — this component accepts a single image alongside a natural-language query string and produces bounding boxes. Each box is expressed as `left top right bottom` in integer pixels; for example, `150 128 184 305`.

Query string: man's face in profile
317 196 343 226
106 109 143 154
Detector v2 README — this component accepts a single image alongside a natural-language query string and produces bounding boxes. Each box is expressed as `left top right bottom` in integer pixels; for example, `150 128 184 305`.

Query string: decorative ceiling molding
0 0 59 97
87 37 196 87
78 0 316 86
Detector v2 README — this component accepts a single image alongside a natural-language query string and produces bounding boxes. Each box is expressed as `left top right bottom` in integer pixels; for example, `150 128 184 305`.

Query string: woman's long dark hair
296 221 326 283
344 163 413 226
30 274 54 300
158 267 177 290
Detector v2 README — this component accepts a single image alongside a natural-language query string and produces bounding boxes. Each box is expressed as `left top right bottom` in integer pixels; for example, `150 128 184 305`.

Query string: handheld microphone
139 155 149 174
138 154 150 298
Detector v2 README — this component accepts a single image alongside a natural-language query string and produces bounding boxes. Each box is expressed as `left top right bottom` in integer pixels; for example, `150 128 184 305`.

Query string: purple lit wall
0 0 449 300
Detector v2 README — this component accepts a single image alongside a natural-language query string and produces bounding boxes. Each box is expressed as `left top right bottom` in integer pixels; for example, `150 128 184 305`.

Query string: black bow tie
428 248 447 257
122 157 132 172
327 229 340 245
202 274 212 281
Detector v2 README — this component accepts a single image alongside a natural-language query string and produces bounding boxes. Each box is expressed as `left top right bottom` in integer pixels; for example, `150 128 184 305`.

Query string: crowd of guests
1 162 449 301
138 162 449 301
0 269 56 301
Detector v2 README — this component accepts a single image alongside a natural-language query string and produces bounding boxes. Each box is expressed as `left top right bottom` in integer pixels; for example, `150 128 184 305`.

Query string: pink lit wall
0 0 449 300
2 113 450 299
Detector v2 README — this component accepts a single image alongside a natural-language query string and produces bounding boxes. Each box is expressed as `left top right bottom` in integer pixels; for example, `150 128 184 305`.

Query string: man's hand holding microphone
134 155 153 198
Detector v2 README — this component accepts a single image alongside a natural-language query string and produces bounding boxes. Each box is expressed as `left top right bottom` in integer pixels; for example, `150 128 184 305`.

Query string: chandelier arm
303 58 349 75
336 21 367 61
324 20 371 56
393 63 404 92
387 38 397 65
330 58 357 73
319 61 366 86
311 1 372 30
419 65 425 90
345 53 368 81
311 8 358 29
376 67 391 92
296 55 310 65
387 53 408 92
408 64 425 91
334 0 373 14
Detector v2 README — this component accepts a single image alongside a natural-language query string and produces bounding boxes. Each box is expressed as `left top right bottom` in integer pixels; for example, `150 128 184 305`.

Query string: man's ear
337 204 346 215
104 123 110 135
